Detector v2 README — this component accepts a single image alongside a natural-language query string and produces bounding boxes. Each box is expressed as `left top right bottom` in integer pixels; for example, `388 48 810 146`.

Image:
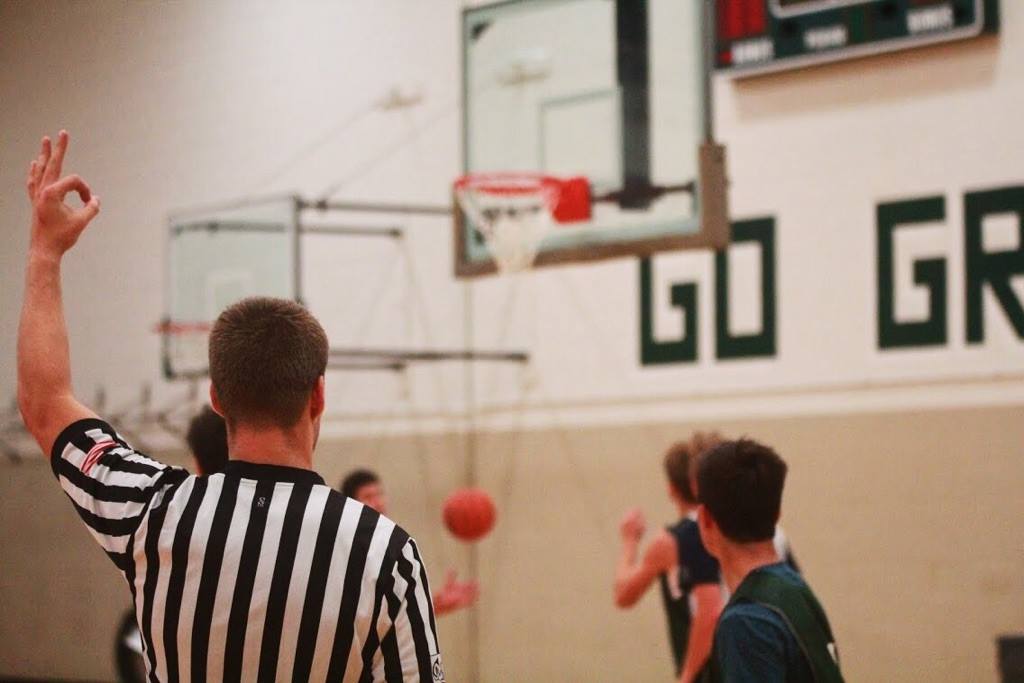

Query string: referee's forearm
17 250 75 430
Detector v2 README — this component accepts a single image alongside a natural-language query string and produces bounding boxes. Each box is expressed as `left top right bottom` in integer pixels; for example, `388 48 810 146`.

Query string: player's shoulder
756 561 807 590
678 516 700 538
719 601 790 646
677 517 711 555
723 600 783 624
665 515 690 535
645 527 678 566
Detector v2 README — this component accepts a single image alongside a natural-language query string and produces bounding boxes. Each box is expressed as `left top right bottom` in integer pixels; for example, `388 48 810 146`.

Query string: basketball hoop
155 320 212 379
454 173 590 273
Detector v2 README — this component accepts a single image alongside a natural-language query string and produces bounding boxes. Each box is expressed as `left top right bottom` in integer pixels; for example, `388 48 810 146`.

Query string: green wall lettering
640 218 776 365
964 185 1024 343
639 257 697 364
876 196 948 349
715 218 776 359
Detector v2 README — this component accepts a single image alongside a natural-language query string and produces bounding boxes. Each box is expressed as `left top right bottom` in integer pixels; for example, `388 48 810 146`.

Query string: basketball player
184 404 229 476
697 439 843 682
614 433 724 682
340 469 479 616
689 436 801 575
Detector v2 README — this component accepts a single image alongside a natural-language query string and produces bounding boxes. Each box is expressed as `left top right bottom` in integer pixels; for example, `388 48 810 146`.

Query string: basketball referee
17 131 444 682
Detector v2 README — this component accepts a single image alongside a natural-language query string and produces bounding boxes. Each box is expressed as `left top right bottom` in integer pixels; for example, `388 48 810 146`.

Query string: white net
456 176 558 272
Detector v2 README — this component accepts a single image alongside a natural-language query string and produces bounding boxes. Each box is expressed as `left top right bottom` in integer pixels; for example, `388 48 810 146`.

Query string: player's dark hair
185 405 228 475
340 469 380 500
697 438 787 543
663 431 724 504
209 297 328 428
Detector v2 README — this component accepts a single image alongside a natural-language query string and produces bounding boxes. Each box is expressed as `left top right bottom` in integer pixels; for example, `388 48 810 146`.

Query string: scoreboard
714 0 1000 77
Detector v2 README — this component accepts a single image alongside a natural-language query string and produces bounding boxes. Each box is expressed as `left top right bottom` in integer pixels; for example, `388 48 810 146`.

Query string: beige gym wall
3 403 1020 681
469 405 1024 682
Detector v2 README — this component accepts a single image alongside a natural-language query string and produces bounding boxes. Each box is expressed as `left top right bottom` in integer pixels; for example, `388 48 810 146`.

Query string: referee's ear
309 376 325 422
209 385 225 417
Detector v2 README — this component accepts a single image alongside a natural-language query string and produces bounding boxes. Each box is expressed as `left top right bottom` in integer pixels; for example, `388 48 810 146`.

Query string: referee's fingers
46 174 92 204
34 137 52 192
43 130 69 184
75 196 101 225
37 135 51 169
26 161 38 199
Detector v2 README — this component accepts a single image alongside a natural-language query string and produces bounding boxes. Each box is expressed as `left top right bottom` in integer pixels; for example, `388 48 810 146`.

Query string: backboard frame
455 0 729 278
161 193 530 380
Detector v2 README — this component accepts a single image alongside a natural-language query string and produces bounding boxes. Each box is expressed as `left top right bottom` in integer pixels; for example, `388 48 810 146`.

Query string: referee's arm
17 133 180 570
18 131 101 456
388 537 444 682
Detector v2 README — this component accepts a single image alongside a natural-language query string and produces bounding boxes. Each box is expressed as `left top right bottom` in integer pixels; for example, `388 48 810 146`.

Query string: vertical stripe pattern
52 418 443 682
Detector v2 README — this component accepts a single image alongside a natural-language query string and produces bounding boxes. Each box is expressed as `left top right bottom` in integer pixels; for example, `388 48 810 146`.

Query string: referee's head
208 297 329 443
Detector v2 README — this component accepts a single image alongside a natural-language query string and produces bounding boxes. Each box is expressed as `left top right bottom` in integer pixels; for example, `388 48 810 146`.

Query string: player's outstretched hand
26 131 101 258
432 569 479 615
619 507 646 543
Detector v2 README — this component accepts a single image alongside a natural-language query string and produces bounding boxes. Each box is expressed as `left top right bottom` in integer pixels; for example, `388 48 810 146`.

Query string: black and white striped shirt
52 418 444 682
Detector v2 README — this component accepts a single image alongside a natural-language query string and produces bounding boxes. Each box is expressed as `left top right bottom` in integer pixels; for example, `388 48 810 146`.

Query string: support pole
298 198 451 216
292 195 304 305
616 0 651 209
462 278 481 683
328 348 528 363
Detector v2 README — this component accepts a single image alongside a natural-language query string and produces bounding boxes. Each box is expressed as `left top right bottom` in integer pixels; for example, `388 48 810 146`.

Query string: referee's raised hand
26 130 101 257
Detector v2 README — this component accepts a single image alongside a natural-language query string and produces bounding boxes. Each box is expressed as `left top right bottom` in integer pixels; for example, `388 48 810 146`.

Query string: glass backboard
163 196 297 378
458 0 728 276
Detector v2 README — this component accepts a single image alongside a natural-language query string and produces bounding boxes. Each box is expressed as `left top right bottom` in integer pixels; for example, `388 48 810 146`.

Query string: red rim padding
454 172 591 224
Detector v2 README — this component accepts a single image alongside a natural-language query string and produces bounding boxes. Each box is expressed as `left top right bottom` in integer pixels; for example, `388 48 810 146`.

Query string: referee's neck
227 422 316 471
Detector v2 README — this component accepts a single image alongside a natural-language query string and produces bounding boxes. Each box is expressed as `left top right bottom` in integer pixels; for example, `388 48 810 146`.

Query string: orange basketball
442 488 496 541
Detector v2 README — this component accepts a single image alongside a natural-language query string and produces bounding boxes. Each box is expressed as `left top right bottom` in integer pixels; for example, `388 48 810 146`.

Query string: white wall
2 2 1021 433
0 0 469 428
468 2 1024 432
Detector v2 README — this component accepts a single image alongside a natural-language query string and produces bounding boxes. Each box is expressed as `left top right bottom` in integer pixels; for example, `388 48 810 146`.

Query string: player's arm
678 582 723 683
432 569 479 616
17 131 101 455
613 509 675 608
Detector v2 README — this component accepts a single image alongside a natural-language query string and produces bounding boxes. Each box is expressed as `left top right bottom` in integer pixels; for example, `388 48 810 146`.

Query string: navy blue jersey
659 515 721 673
677 516 721 591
